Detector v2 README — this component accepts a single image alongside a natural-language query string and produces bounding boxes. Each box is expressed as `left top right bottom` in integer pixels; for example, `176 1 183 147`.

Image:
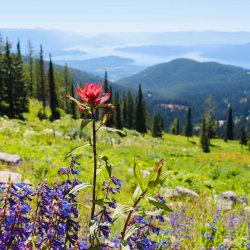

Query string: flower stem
121 189 148 241
91 108 97 221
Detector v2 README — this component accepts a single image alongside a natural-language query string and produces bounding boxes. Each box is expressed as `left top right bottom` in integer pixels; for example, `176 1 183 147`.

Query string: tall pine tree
114 92 123 131
135 84 147 133
122 94 128 128
170 117 180 135
225 105 234 141
48 54 60 121
240 125 247 148
37 45 47 118
126 89 134 129
152 114 163 138
105 84 114 127
27 40 34 97
184 107 193 140
13 41 29 115
0 33 4 106
62 64 72 113
3 41 14 117
70 82 77 119
200 118 210 153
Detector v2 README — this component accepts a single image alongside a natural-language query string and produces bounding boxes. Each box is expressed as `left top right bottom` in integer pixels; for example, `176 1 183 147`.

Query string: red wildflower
76 83 110 108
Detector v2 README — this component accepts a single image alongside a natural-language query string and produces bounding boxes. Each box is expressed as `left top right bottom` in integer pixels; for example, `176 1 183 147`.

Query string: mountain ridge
115 58 250 119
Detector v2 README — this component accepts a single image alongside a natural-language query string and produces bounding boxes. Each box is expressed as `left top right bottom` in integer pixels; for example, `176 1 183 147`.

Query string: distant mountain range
115 58 250 119
2 28 250 80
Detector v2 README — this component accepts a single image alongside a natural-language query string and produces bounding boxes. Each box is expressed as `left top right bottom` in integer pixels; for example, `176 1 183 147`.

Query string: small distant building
217 120 226 127
159 103 188 111
240 98 248 103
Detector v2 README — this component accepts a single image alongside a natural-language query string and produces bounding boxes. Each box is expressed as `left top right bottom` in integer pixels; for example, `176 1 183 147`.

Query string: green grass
0 100 250 200
1 100 250 248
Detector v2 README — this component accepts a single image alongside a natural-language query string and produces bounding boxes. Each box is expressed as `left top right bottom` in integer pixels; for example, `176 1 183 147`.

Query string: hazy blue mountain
202 43 250 62
115 59 250 118
116 43 250 68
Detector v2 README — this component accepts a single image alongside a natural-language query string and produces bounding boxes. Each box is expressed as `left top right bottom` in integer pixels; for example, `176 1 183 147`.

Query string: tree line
0 36 76 120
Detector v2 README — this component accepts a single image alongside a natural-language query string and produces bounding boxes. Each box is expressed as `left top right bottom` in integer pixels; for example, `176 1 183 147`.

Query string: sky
1 0 250 34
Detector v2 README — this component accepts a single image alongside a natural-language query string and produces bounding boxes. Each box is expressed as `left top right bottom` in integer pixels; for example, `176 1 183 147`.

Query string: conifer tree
170 117 180 135
101 71 114 125
204 95 216 145
122 94 128 128
70 83 77 119
62 64 71 113
135 84 147 133
225 105 234 140
3 41 14 117
13 41 29 115
1 41 28 118
27 40 34 97
103 71 109 93
200 118 210 153
240 125 247 148
105 85 114 127
37 45 46 118
184 107 193 140
152 114 163 138
126 89 134 129
0 34 4 106
48 54 60 121
114 92 122 131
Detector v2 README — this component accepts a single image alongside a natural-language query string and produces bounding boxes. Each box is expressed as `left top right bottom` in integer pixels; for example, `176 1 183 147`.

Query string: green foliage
135 84 147 133
0 99 250 248
48 55 60 121
114 92 123 133
169 117 180 135
240 125 247 147
225 105 234 140
184 107 193 139
200 118 210 153
151 114 163 138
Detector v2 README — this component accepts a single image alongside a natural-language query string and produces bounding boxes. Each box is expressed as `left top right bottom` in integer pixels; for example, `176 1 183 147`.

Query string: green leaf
133 184 142 202
147 159 163 188
94 198 113 206
145 196 172 212
89 220 98 236
80 119 92 130
124 224 139 240
102 113 108 124
65 183 92 199
133 161 146 191
64 144 91 161
99 155 112 177
145 209 165 216
112 204 133 221
120 240 130 250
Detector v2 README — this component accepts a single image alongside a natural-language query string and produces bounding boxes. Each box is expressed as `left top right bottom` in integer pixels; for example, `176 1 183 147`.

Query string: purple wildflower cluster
0 157 87 249
91 175 122 245
169 205 195 242
127 196 170 250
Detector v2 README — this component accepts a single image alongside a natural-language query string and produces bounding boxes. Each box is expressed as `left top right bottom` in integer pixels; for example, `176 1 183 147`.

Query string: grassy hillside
0 100 250 248
0 100 249 198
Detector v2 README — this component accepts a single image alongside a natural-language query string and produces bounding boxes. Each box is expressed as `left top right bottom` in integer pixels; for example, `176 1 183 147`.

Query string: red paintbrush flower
76 83 110 108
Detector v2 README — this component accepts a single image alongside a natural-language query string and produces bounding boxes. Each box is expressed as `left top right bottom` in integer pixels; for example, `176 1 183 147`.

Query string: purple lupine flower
111 176 121 186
